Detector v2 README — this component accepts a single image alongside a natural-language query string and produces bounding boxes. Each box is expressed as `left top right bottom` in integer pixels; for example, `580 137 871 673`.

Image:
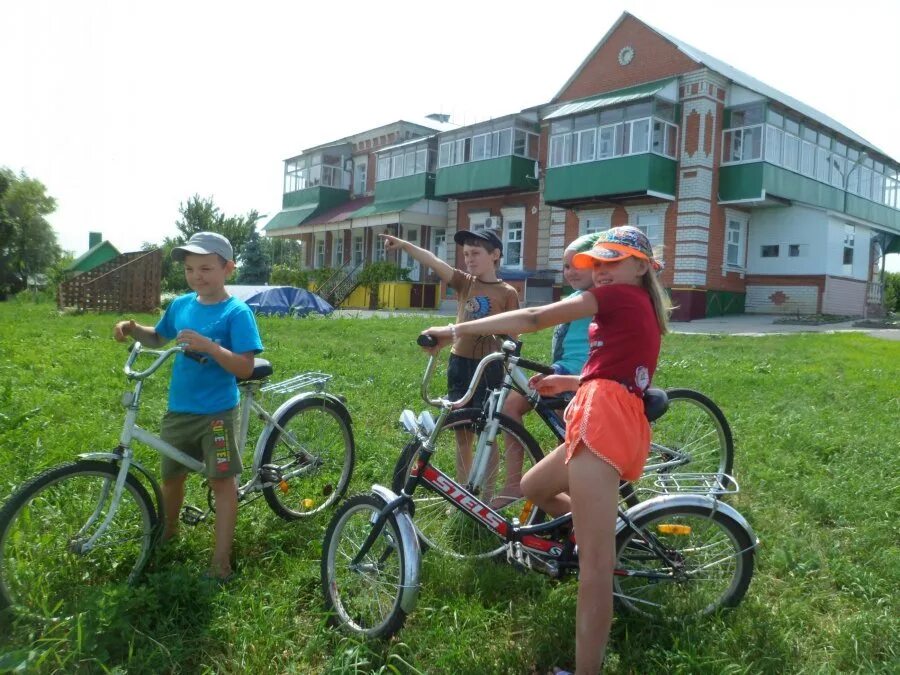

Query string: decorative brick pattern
746 285 819 314
673 271 707 285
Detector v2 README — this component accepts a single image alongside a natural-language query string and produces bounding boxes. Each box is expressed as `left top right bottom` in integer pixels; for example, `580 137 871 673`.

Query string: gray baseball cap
171 232 234 262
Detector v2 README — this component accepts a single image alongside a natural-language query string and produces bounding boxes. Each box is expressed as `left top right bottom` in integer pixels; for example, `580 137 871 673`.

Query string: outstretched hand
378 233 404 252
114 320 136 342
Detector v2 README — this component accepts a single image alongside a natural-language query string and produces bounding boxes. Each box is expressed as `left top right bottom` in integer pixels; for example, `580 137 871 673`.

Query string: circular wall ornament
618 45 635 66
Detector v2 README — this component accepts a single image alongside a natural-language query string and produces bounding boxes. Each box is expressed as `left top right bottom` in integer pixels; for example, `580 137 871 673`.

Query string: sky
2 0 899 271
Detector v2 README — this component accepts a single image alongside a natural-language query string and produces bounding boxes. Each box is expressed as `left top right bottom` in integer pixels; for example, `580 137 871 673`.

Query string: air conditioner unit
483 216 503 229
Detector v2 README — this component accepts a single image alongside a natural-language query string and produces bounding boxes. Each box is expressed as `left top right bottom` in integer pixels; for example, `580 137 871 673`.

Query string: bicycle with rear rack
391 337 735 559
321 336 757 639
0 342 354 621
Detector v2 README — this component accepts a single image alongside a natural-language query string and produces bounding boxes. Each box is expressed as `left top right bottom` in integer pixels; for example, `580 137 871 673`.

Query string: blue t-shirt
155 293 263 414
550 290 592 375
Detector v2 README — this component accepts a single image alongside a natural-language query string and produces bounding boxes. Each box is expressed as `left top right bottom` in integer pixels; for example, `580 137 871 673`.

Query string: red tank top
579 284 661 396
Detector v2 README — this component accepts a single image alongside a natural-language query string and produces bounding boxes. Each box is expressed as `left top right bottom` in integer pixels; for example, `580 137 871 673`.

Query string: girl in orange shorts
421 225 671 674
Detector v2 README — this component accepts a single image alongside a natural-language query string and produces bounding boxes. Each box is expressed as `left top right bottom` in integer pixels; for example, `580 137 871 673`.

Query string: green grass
0 300 898 674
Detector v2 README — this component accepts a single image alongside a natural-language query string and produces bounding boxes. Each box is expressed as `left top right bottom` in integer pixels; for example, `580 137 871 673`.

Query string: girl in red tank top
421 226 671 674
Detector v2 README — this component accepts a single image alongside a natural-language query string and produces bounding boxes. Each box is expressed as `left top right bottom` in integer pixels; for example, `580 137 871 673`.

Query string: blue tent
225 285 334 317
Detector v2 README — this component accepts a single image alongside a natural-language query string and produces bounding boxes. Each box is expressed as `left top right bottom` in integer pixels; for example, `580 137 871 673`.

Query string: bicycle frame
76 343 335 552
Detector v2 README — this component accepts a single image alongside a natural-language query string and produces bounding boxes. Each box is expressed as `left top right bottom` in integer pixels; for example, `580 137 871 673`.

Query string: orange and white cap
572 225 662 271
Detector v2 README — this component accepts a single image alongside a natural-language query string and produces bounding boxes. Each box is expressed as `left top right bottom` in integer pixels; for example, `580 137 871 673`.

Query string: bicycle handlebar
124 341 206 380
416 333 557 409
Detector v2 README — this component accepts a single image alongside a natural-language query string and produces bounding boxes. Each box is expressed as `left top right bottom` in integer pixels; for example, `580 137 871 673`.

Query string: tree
237 229 271 284
174 194 259 262
0 168 61 297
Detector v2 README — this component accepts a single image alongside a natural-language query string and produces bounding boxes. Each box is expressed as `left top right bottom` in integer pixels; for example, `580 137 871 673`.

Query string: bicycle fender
618 494 758 546
250 392 352 472
77 452 163 520
371 484 421 615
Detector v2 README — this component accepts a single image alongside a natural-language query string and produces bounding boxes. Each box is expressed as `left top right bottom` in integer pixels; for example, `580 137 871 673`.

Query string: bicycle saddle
239 358 273 382
643 388 668 422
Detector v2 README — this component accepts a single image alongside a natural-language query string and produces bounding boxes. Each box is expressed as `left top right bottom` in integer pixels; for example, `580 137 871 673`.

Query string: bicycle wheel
0 460 157 621
638 389 734 489
613 503 754 621
391 409 545 559
260 396 354 519
322 494 409 639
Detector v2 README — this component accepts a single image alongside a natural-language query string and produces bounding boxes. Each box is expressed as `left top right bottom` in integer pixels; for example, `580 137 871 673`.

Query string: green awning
545 78 675 121
264 206 318 232
351 197 422 218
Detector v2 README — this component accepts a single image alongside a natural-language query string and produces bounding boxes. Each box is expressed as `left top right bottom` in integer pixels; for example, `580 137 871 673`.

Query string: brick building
264 12 899 318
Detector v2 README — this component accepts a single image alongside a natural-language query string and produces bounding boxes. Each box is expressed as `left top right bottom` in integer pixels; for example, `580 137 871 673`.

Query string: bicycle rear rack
642 473 739 496
260 372 332 396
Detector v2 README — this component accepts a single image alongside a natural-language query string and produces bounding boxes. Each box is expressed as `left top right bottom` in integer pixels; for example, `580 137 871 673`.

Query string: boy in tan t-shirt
380 229 519 478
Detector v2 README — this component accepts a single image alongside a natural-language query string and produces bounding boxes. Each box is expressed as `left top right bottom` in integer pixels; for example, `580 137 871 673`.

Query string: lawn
0 300 897 674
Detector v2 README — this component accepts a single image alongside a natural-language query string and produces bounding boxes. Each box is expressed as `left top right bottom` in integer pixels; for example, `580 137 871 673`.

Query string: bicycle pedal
181 505 208 526
259 464 283 484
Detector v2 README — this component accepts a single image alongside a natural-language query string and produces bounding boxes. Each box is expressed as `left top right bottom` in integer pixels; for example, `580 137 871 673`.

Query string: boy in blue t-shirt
114 231 263 581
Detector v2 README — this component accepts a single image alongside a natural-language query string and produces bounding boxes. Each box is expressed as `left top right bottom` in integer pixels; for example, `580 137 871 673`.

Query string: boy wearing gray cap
114 231 263 581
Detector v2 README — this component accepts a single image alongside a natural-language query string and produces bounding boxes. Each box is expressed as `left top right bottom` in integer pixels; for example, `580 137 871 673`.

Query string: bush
356 261 409 291
270 264 309 289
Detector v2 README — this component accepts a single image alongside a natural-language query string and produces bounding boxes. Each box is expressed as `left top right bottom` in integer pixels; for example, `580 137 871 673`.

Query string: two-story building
264 12 899 318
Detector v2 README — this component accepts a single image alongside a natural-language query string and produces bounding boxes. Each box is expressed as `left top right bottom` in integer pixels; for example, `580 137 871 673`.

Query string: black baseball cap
453 229 503 254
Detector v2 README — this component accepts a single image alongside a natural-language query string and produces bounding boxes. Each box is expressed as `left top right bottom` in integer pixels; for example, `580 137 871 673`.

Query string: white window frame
352 235 364 266
315 237 326 269
353 159 367 195
723 211 748 274
432 228 447 260
501 208 525 269
333 235 344 267
842 224 855 274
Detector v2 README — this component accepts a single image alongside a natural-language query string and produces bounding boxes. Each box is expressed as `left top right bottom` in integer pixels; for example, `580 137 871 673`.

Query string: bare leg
161 473 188 542
208 475 238 578
568 447 620 674
493 390 533 506
454 427 474 484
520 444 571 517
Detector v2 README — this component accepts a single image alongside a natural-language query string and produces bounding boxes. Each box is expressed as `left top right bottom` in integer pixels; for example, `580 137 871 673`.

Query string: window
438 142 452 168
494 129 512 156
333 236 344 267
353 236 364 266
631 119 650 154
789 244 808 257
726 219 745 267
432 228 447 259
801 141 815 177
354 159 367 195
765 126 783 164
576 128 596 162
404 151 417 177
503 218 524 268
816 147 830 183
390 154 404 179
723 126 762 163
761 245 780 258
377 157 390 181
472 133 490 161
315 238 326 269
546 105 676 167
842 224 855 272
783 134 800 172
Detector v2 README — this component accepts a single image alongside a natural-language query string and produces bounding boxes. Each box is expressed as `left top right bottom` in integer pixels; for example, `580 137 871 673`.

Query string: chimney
89 232 102 249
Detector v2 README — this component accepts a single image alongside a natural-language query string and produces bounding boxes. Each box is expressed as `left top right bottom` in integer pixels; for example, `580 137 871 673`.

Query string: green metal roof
264 205 318 232
544 78 676 121
66 241 120 273
351 198 422 218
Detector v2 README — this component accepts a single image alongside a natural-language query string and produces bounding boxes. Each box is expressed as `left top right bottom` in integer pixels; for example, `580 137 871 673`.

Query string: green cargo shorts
159 407 242 480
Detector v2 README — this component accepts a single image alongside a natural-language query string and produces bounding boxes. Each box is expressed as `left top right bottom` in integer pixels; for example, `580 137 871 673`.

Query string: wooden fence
58 249 162 312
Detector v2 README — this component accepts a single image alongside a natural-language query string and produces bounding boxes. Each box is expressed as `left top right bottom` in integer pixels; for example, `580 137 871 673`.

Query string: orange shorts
563 378 650 481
